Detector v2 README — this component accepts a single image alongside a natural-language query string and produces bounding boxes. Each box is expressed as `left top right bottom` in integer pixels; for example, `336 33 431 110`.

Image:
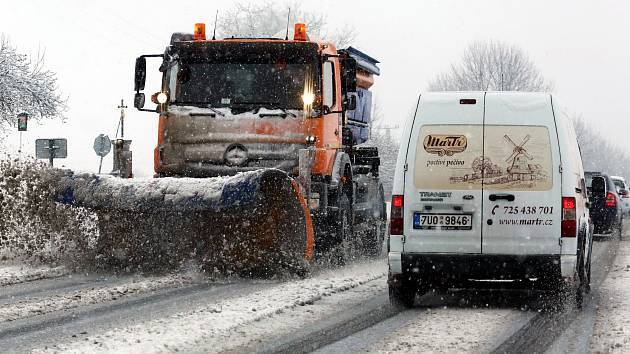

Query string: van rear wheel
389 278 416 308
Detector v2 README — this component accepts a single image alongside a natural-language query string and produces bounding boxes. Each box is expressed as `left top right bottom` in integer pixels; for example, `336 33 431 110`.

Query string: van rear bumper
396 253 563 282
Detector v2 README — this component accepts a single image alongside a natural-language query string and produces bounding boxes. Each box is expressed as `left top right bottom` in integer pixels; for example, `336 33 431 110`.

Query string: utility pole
117 99 128 138
112 99 133 178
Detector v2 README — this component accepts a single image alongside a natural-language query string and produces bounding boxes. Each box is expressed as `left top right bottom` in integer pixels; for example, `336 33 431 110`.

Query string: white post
18 131 22 160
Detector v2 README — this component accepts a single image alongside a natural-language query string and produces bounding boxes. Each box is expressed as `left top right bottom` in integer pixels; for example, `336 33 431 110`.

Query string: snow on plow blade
54 169 314 275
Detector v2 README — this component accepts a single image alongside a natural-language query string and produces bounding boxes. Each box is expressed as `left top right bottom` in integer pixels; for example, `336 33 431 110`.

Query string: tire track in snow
0 280 263 353
0 273 198 322
36 262 387 353
490 235 618 354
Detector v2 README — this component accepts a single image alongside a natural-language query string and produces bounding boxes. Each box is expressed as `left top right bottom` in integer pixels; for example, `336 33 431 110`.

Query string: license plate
413 213 473 230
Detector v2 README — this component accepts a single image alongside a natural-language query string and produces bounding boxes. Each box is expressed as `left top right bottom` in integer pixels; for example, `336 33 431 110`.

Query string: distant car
610 176 630 216
585 172 623 237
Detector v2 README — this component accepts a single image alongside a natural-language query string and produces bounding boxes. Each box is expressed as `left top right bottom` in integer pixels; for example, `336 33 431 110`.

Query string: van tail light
605 192 617 207
390 195 404 235
561 197 576 237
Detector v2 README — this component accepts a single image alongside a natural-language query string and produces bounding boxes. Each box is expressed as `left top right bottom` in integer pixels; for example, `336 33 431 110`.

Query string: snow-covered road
590 238 630 353
0 235 623 354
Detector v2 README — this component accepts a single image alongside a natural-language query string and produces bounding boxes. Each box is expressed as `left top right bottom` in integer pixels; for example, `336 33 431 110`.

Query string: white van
388 92 592 308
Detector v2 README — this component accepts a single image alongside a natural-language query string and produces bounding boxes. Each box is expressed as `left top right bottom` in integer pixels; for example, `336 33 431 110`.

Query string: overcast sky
2 0 630 176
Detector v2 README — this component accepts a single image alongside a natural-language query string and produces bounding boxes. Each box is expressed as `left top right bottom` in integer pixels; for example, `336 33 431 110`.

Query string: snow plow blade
54 169 314 275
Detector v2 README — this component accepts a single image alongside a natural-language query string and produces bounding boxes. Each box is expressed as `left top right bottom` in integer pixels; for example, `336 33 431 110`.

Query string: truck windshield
170 63 315 109
166 42 321 110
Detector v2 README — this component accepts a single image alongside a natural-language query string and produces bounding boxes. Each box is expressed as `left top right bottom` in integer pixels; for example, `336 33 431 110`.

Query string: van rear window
414 125 553 191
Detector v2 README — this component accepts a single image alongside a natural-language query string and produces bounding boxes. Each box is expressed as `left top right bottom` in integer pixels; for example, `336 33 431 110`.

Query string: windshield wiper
232 101 297 118
207 107 225 117
260 107 297 118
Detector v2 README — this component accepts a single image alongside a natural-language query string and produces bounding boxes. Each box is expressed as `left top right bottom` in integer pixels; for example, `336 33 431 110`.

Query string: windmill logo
504 134 539 181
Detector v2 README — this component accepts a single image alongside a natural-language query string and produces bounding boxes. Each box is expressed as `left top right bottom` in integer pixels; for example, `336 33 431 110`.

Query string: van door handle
489 193 515 202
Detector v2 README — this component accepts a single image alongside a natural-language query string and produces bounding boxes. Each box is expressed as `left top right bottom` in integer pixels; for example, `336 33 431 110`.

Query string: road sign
93 134 111 157
17 113 28 131
35 139 67 167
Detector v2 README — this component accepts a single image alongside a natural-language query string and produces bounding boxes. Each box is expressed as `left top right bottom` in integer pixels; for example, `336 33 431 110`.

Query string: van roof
422 91 552 99
418 92 554 114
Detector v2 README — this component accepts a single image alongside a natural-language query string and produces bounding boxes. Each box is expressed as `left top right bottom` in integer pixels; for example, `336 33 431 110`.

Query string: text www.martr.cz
498 218 553 226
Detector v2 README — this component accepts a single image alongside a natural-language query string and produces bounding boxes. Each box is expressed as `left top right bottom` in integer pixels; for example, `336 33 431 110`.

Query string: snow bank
0 158 97 265
37 262 387 353
0 263 67 286
590 240 630 353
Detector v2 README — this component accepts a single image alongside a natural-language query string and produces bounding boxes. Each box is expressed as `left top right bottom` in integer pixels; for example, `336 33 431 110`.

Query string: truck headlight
156 92 168 104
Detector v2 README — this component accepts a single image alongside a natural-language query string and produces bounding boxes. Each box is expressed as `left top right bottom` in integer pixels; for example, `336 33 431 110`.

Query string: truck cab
133 23 386 261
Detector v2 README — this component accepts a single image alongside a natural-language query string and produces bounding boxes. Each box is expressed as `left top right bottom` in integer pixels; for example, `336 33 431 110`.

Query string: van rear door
481 93 562 255
403 93 485 254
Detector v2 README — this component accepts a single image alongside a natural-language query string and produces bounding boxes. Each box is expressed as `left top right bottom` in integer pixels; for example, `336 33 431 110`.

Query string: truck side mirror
134 93 146 109
345 94 357 111
342 58 357 93
134 57 147 92
591 176 606 197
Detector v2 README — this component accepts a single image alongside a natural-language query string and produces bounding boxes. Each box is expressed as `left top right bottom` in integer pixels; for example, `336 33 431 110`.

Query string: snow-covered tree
0 35 66 130
217 1 356 48
429 40 552 92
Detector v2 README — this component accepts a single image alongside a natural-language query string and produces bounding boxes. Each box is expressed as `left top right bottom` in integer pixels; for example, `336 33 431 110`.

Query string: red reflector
561 220 577 237
562 197 576 209
606 192 616 207
390 218 403 235
390 195 404 235
392 195 404 208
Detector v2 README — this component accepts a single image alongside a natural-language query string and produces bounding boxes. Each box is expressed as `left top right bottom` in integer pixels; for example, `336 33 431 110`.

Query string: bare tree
217 1 356 48
0 36 66 130
429 41 552 92
572 115 630 177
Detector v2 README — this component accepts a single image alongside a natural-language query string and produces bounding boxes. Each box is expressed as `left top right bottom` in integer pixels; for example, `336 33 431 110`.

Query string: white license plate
413 213 473 230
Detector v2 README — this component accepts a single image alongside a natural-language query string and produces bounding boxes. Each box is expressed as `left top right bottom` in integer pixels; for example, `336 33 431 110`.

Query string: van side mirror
591 176 607 197
134 93 146 109
342 57 357 93
134 57 147 92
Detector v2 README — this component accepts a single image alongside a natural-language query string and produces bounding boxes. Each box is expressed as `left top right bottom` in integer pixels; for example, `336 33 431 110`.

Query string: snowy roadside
0 263 68 286
589 239 630 353
36 261 387 353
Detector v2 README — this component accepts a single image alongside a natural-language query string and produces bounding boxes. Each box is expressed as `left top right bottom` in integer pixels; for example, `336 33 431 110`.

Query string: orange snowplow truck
132 23 386 268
